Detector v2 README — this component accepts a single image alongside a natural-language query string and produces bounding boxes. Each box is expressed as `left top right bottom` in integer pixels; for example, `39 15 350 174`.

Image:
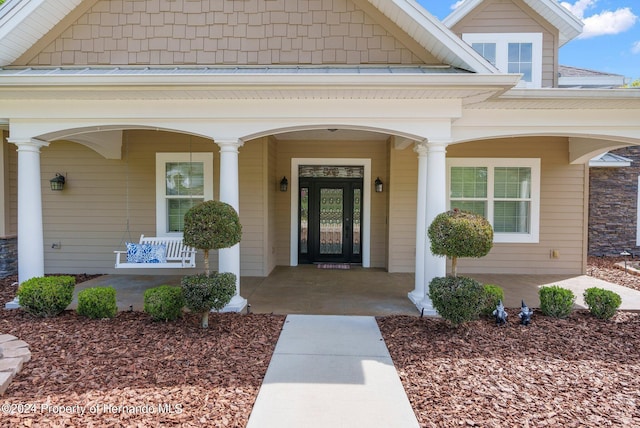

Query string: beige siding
274 139 388 268
22 0 437 66
387 144 417 273
266 137 278 274
448 137 585 275
449 0 558 88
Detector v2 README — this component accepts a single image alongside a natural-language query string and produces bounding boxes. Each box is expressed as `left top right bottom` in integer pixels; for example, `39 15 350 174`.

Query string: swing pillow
126 243 167 264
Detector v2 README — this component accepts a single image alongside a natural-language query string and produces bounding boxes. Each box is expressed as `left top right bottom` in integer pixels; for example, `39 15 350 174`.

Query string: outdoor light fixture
50 173 66 191
375 177 383 193
280 176 288 192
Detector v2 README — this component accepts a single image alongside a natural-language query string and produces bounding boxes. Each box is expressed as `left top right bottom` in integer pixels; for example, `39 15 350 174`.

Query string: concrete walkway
246 314 419 428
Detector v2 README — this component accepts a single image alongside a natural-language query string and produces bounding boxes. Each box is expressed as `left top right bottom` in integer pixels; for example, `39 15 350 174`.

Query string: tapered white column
421 141 449 314
5 138 49 308
216 139 247 313
409 141 428 306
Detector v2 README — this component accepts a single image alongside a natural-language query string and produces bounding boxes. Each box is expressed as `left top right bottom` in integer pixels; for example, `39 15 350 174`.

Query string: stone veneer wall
589 146 640 256
27 0 426 66
0 236 17 278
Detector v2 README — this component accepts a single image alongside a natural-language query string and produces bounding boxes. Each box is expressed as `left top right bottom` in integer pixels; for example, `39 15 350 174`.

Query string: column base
407 294 439 317
5 297 20 310
221 295 247 313
408 290 424 306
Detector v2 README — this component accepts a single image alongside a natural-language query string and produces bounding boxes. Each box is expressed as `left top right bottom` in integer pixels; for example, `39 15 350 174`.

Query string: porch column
216 139 247 313
5 138 49 309
421 141 448 315
408 141 428 306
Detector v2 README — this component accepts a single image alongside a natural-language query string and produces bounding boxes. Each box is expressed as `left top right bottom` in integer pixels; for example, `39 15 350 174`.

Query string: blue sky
416 0 640 81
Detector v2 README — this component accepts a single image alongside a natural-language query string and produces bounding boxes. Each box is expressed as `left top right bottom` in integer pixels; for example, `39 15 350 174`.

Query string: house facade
1 0 639 313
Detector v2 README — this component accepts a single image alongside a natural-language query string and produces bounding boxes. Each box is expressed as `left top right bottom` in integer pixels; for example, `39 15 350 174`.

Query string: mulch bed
2 260 640 426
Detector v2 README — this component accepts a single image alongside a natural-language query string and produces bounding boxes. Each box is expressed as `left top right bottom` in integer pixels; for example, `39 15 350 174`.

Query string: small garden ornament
519 300 533 326
492 299 508 326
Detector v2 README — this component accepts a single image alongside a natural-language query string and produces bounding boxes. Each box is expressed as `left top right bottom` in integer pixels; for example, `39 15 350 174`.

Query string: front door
299 178 363 264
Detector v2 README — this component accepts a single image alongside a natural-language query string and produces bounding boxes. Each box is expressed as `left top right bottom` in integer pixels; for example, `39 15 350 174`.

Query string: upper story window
463 33 543 88
156 153 213 236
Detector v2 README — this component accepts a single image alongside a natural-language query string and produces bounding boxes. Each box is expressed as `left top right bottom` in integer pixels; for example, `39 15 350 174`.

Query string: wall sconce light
50 173 66 191
375 177 383 193
280 176 288 192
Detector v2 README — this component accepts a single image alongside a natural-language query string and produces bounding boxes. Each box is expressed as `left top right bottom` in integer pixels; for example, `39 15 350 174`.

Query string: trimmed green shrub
16 276 75 317
77 287 117 319
183 200 242 275
428 209 493 276
481 284 505 316
143 285 185 322
584 287 621 320
428 276 485 326
539 285 575 318
182 272 236 328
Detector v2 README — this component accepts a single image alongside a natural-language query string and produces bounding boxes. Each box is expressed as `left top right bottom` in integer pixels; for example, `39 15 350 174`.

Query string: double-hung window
447 158 540 243
156 153 213 236
463 33 543 88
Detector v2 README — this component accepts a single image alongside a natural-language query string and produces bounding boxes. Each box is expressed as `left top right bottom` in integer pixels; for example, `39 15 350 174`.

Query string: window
464 33 542 88
156 153 213 236
447 158 540 243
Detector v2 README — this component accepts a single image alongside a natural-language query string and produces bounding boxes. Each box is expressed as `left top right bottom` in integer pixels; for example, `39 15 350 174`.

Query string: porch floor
69 266 640 315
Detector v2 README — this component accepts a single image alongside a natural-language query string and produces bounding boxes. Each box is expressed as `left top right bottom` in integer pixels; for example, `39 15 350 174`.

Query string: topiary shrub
143 285 184 322
77 287 117 319
428 276 485 326
539 285 575 318
428 209 493 277
182 272 236 328
16 276 75 317
583 287 621 320
481 284 505 316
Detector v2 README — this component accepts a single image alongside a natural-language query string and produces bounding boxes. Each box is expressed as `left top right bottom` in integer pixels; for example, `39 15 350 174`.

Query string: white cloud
451 1 465 10
632 41 640 54
561 1 638 38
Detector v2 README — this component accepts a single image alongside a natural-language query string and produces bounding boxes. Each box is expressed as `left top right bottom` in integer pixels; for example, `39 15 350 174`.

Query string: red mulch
2 260 640 426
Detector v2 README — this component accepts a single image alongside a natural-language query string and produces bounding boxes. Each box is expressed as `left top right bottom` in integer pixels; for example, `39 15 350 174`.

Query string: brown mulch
587 256 640 291
2 260 640 426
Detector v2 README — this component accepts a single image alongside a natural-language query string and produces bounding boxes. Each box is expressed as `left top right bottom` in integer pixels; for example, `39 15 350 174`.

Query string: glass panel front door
299 178 362 264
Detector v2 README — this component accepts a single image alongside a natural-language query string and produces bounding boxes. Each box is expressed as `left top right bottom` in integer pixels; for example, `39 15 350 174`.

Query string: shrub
182 273 236 328
583 287 621 320
16 275 75 317
143 285 185 322
77 287 117 319
539 285 575 318
481 284 505 316
428 209 493 276
428 276 485 326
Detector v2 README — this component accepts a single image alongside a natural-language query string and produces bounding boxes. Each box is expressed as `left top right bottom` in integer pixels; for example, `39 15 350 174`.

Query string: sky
416 0 640 81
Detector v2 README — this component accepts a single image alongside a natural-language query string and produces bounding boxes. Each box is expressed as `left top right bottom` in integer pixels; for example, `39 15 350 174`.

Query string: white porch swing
114 134 197 269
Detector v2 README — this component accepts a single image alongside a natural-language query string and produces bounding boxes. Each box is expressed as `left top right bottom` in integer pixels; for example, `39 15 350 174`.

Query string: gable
18 0 444 67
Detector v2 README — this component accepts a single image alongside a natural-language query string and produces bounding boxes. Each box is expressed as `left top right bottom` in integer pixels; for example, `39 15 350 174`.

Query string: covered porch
68 267 640 316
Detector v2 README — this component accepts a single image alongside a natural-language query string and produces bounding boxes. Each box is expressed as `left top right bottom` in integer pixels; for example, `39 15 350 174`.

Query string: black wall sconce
280 176 288 192
375 177 383 193
50 173 66 191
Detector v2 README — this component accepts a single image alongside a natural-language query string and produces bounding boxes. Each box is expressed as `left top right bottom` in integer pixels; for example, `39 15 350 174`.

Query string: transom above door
298 165 364 264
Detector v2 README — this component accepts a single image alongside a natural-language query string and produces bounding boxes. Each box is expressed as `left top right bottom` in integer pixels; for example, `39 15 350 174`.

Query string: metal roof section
443 0 583 47
558 65 626 89
589 152 632 167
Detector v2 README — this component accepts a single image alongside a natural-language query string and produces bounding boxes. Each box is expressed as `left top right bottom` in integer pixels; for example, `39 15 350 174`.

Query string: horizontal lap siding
450 0 558 88
388 145 417 273
239 139 266 276
448 137 585 275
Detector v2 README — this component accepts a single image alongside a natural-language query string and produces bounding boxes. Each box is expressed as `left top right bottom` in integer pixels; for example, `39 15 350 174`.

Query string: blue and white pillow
126 243 167 263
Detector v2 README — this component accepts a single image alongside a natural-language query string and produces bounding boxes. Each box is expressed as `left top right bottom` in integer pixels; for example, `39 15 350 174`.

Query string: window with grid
448 158 540 243
156 153 213 236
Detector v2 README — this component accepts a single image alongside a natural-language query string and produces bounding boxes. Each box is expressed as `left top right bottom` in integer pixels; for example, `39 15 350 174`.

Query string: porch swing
114 134 197 269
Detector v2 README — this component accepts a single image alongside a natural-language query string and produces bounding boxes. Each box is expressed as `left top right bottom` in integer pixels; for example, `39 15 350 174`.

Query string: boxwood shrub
481 284 505 316
428 276 485 326
182 272 236 328
16 275 75 317
77 286 117 319
583 287 621 320
539 285 575 318
143 285 185 322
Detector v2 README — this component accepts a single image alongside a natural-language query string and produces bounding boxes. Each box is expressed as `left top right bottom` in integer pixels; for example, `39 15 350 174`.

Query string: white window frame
462 33 543 89
447 158 541 243
156 152 214 237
